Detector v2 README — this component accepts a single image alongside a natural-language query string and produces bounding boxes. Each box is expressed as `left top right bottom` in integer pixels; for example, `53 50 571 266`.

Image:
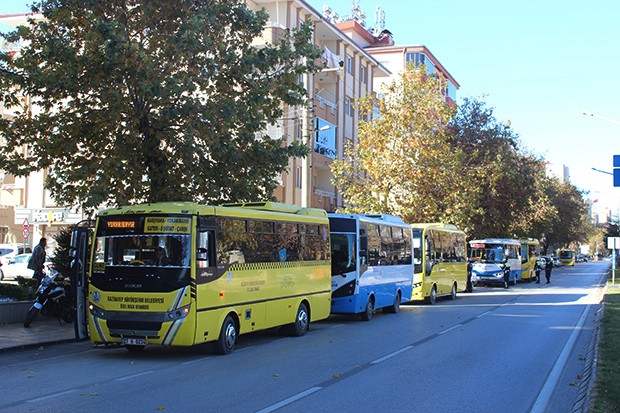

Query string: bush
16 276 39 290
0 282 29 301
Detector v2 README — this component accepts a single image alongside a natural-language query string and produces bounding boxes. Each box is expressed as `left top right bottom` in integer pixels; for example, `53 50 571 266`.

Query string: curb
571 278 606 413
1 336 80 353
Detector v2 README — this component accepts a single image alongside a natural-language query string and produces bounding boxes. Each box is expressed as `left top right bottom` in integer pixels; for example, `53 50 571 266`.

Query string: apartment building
248 0 390 211
323 5 459 106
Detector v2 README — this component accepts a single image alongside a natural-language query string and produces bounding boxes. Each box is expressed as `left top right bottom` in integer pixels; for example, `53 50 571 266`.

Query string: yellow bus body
558 248 576 266
410 223 468 304
519 238 540 281
88 202 331 350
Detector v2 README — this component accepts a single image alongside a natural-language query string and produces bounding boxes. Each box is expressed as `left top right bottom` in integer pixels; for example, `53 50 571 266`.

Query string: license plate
122 337 146 346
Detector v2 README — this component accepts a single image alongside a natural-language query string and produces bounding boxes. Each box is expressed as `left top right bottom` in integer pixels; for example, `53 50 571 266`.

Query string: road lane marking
438 324 463 335
255 386 322 413
371 345 414 364
115 371 154 381
28 389 78 402
529 301 592 413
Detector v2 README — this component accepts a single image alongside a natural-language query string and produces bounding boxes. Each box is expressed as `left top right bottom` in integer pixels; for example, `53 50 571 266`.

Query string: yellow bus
558 248 576 266
410 223 468 304
88 201 331 354
519 238 540 282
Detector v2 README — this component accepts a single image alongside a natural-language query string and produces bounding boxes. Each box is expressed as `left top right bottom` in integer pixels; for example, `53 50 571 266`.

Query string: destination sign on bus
470 243 486 249
144 217 191 234
106 220 136 229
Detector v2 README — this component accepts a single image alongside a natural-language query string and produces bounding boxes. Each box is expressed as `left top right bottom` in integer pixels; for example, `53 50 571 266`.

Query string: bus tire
427 285 437 305
214 315 237 355
450 283 457 300
287 302 309 337
360 297 374 321
384 291 401 314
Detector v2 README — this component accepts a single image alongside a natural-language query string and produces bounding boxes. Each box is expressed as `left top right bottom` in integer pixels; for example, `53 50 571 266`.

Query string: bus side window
425 236 433 275
197 231 215 268
359 235 368 265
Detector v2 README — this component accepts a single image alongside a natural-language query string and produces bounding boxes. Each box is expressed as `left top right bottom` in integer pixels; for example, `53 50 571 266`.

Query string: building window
295 167 301 188
296 121 303 140
345 98 351 117
314 118 336 159
346 55 353 75
361 66 366 84
405 52 435 74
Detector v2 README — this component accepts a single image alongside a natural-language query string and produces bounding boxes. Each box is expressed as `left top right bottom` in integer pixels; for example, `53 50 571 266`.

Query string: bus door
70 220 95 340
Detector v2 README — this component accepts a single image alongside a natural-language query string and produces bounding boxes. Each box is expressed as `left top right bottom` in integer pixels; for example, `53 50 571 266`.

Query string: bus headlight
166 304 191 321
89 304 106 319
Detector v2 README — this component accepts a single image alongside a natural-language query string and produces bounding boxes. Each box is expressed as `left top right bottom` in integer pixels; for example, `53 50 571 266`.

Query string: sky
2 0 620 217
304 0 620 218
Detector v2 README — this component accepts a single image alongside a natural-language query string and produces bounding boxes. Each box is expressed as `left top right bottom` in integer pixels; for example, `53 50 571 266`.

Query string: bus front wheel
214 315 237 355
427 286 437 305
287 302 309 336
361 297 374 321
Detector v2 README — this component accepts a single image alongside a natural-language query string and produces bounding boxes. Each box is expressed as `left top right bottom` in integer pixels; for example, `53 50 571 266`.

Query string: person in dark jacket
544 256 553 284
27 237 47 282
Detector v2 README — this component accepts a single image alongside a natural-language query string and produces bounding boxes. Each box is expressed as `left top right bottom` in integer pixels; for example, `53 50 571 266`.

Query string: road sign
614 155 620 187
22 228 30 240
22 218 29 229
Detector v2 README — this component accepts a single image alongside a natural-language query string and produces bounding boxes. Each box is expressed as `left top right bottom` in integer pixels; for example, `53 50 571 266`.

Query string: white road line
438 324 463 335
530 302 592 413
27 389 78 403
115 370 154 381
371 345 414 364
255 386 322 413
476 310 492 318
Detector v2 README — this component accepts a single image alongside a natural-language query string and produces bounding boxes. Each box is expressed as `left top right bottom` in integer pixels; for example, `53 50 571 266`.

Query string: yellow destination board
144 217 191 234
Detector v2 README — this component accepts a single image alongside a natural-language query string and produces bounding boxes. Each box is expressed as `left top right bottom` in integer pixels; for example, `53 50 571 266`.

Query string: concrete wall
0 301 31 324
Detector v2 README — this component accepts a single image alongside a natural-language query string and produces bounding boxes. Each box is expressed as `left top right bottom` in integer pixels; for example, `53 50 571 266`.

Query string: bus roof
329 213 405 224
98 201 328 222
410 223 463 232
469 238 521 246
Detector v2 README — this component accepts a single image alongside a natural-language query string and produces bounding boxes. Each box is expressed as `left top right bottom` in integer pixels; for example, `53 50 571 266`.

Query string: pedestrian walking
27 237 47 282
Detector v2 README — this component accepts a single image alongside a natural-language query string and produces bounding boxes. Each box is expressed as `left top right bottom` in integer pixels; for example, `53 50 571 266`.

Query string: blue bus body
329 214 413 320
469 238 523 285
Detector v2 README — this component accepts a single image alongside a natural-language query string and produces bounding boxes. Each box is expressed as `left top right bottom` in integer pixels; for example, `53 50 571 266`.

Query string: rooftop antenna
371 6 386 36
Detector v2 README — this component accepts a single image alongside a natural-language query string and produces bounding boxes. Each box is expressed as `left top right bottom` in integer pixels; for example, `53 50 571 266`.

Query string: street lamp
582 110 620 125
592 167 613 176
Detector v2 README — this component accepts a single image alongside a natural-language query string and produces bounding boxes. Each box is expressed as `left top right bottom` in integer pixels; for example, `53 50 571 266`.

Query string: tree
448 97 555 237
51 225 73 279
331 66 462 224
543 177 590 249
0 0 322 210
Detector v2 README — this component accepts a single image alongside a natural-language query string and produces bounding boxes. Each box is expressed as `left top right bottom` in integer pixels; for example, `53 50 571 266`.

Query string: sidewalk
0 315 78 352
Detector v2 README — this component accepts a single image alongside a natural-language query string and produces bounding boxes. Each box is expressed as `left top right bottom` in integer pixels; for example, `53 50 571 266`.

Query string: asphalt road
0 261 607 413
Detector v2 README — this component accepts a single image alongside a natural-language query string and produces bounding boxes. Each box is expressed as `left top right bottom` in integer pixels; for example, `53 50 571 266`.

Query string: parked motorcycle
23 269 74 328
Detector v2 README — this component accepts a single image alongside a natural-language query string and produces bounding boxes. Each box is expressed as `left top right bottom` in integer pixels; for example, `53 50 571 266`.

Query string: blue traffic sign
614 155 620 187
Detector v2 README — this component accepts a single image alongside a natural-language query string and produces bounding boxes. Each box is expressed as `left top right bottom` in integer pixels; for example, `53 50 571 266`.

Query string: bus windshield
470 246 505 263
92 215 192 292
330 233 356 275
